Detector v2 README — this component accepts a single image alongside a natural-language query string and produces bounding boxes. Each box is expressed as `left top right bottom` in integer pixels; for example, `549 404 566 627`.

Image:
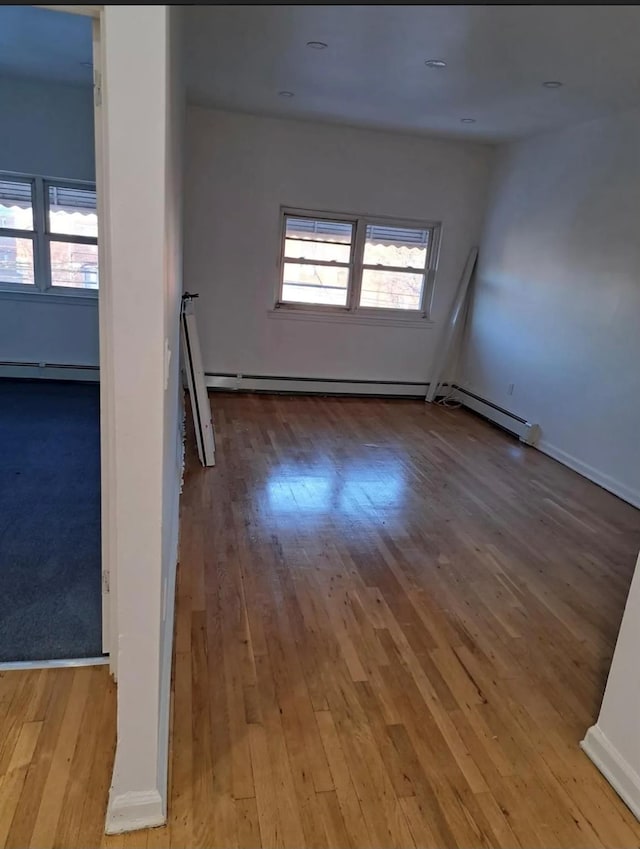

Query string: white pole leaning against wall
425 246 478 403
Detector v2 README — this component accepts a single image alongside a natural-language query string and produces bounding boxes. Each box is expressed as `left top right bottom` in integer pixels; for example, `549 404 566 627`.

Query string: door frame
37 4 116 673
92 14 116 667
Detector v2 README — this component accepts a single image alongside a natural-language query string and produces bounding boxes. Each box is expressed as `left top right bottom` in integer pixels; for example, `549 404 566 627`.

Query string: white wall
184 107 493 384
0 76 95 181
0 294 98 365
103 5 184 834
0 76 98 368
460 108 640 506
582 552 640 820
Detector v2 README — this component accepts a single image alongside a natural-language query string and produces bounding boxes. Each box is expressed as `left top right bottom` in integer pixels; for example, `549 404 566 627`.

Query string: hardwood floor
1 394 640 848
0 664 116 849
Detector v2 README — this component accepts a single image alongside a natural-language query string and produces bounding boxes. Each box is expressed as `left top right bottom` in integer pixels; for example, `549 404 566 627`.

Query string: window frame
275 206 441 320
0 174 37 290
0 171 98 298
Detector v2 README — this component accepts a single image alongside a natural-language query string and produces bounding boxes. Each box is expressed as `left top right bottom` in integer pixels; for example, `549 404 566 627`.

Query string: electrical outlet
507 383 515 396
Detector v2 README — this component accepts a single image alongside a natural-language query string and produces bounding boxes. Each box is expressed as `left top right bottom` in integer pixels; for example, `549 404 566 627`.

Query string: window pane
284 238 351 263
359 269 424 311
0 179 34 230
282 261 348 306
363 224 428 269
285 216 353 245
48 185 98 238
50 241 99 289
0 235 34 285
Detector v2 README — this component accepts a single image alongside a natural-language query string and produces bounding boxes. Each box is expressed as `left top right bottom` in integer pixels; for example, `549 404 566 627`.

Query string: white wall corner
581 725 640 822
105 788 166 834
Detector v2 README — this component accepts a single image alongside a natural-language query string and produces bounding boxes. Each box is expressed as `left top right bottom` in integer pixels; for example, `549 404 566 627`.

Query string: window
48 185 98 290
0 178 35 286
277 208 440 318
0 173 98 294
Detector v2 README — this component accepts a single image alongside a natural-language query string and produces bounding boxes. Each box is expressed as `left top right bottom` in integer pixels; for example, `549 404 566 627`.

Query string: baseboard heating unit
452 385 540 445
0 361 99 382
205 373 446 398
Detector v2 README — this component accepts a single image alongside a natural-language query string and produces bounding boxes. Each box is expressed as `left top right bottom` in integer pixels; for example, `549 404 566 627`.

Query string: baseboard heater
452 385 540 445
205 372 449 399
0 361 99 382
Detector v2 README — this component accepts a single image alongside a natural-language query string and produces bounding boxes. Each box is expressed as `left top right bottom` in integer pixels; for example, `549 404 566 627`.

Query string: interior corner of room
1 4 639 848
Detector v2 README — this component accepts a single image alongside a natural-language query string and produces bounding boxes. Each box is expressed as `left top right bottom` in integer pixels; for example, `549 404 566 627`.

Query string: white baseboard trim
538 440 640 509
581 725 640 822
105 789 165 834
206 373 438 398
0 361 99 382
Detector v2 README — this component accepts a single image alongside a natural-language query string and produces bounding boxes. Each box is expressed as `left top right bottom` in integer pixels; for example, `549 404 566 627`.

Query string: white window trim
275 206 441 321
0 170 98 299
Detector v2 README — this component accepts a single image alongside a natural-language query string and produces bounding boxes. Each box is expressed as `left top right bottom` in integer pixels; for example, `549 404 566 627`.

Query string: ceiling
0 6 93 87
184 5 640 143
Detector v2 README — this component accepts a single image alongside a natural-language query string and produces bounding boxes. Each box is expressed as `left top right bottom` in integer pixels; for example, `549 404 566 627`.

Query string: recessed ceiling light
542 80 563 88
278 91 295 98
461 118 476 124
307 41 328 50
425 59 447 68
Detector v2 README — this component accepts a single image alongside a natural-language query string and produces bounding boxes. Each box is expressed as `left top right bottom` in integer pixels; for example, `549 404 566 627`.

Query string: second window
278 209 440 318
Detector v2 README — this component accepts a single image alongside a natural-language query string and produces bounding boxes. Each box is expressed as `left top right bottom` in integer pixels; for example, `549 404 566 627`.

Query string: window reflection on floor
265 453 406 519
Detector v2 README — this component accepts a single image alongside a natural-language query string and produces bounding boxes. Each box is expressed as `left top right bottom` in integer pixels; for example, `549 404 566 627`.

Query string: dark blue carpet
0 379 102 661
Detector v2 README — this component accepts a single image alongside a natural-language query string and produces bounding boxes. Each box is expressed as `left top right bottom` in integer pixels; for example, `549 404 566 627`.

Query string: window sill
268 307 434 329
0 287 98 307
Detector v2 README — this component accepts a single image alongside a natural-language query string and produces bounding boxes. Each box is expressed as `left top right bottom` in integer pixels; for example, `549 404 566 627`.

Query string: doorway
0 5 107 666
